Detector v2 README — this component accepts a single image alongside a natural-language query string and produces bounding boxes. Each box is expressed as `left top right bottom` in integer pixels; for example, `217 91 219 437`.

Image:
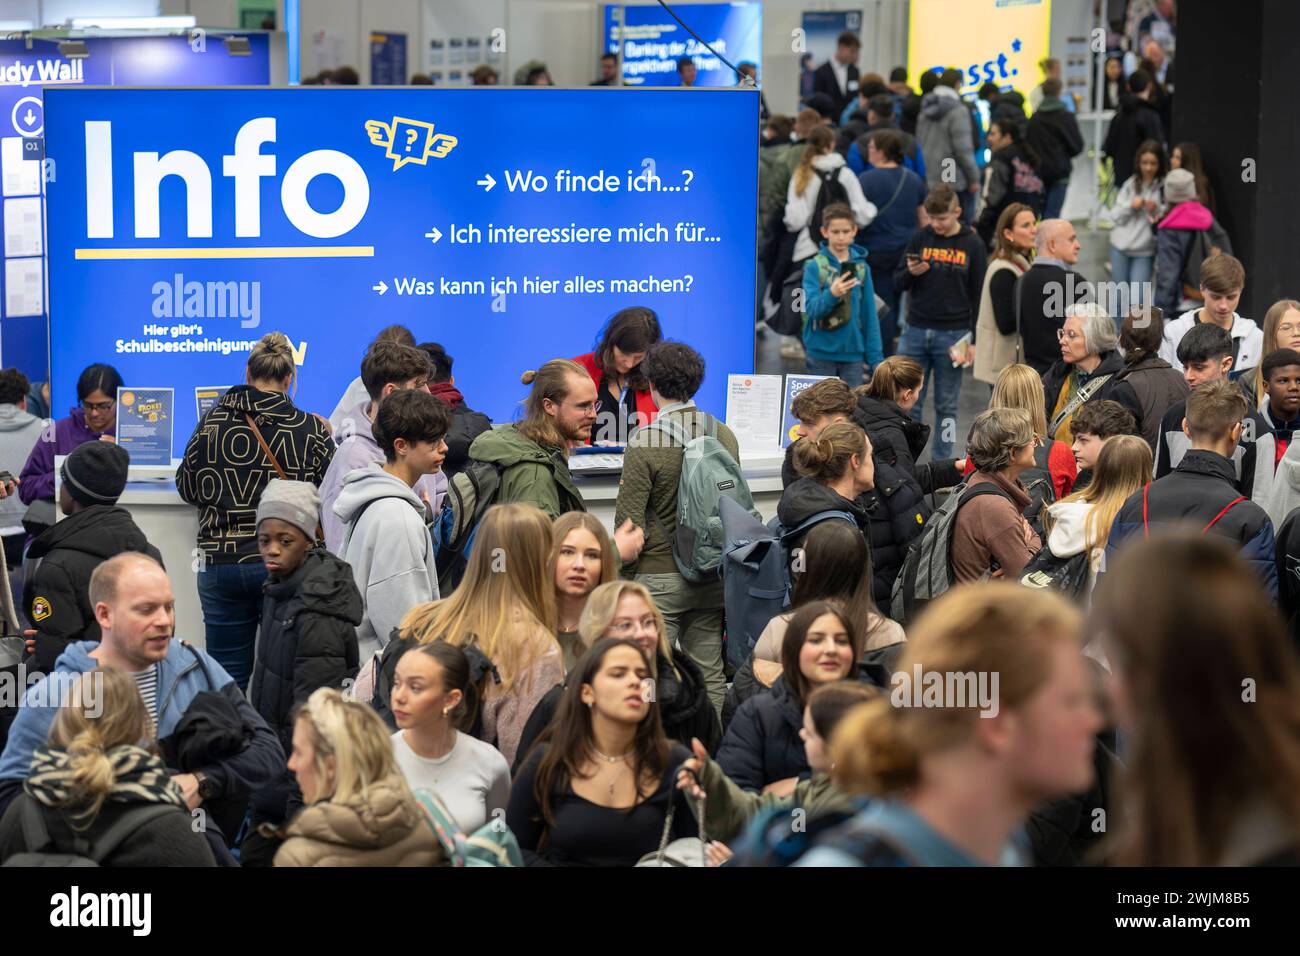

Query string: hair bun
521 370 537 385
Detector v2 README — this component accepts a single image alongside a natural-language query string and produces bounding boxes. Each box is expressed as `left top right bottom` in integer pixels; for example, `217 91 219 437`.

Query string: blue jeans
196 561 269 691
805 357 865 386
897 325 966 459
958 187 976 225
868 246 904 357
1043 180 1069 220
1108 247 1155 328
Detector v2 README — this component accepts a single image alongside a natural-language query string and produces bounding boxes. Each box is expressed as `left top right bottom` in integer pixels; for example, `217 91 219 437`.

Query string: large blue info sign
42 87 758 444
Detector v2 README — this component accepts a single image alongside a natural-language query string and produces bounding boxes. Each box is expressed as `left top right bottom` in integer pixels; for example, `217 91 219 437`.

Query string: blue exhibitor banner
42 87 758 445
606 3 762 87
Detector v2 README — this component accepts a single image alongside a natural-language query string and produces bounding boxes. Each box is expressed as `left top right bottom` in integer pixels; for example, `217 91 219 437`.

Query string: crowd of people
5 0 1300 872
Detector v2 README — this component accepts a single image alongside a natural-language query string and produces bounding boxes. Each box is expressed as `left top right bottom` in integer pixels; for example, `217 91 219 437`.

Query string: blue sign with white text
116 386 174 465
42 87 758 446
606 3 761 87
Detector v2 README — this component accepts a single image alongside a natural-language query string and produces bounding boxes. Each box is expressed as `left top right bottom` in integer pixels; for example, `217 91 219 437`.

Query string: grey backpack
641 413 760 582
3 800 177 867
890 481 1012 624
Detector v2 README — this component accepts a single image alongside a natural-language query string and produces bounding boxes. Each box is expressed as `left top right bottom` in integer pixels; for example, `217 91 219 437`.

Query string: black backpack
3 800 177 867
1020 441 1058 537
434 459 505 593
808 167 851 240
1019 545 1092 602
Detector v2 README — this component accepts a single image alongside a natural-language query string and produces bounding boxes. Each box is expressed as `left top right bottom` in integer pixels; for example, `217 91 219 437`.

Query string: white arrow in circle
476 173 496 192
424 227 442 243
23 109 35 127
372 280 388 295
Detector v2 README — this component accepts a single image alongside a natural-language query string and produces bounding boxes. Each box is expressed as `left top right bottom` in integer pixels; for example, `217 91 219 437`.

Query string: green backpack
641 412 762 583
414 788 523 867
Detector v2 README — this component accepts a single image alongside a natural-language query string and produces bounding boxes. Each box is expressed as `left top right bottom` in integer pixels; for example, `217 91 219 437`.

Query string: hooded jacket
176 386 334 564
22 505 163 671
334 462 440 662
0 638 284 818
273 774 445 867
975 142 1046 247
317 400 445 555
715 676 808 793
916 86 979 190
777 477 871 550
801 242 884 367
467 424 585 520
1153 203 1234 318
250 549 362 759
1159 309 1260 377
1103 93 1165 187
1106 353 1190 450
1025 96 1084 184
1043 499 1105 596
1262 430 1300 529
852 393 963 494
784 151 876 261
18 407 110 506
1108 175 1164 255
0 403 44 529
1105 450 1278 599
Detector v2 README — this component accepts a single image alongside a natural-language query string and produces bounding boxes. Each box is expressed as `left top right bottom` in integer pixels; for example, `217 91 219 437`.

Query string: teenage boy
1155 322 1268 495
334 389 449 661
615 342 736 718
1068 400 1138 489
22 441 162 672
1159 255 1263 379
892 185 988 459
1249 348 1300 511
801 202 884 385
318 341 438 554
1106 379 1277 599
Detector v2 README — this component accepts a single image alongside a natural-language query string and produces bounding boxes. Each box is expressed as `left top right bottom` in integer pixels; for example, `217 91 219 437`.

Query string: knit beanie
60 441 129 506
256 479 320 541
1163 168 1197 205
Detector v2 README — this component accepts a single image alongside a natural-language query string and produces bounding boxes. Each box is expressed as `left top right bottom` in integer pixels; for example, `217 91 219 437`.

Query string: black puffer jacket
512 650 721 773
444 402 493 478
777 478 871 549
859 460 930 606
249 549 362 765
853 394 962 494
716 676 807 793
23 505 163 671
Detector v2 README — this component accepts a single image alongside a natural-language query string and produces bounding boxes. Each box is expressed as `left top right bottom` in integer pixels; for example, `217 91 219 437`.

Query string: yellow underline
74 246 375 260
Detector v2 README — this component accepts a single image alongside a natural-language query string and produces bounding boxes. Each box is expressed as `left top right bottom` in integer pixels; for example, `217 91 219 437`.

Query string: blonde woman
0 669 215 866
513 581 720 769
962 364 1077 499
549 512 618 670
1252 299 1300 408
398 503 563 766
177 330 335 689
275 687 444 866
799 583 1100 865
1038 435 1153 604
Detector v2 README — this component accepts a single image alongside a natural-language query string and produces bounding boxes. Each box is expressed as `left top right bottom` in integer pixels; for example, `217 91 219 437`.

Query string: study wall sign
42 87 759 444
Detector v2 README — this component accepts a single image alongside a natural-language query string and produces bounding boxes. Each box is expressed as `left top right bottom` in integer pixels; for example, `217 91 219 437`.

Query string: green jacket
758 141 807 240
467 424 585 520
691 755 855 845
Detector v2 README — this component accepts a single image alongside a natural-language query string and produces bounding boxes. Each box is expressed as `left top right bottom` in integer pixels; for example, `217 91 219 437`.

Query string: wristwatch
194 770 218 801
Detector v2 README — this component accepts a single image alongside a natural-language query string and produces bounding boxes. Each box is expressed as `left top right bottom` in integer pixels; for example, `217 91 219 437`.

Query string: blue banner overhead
42 87 758 444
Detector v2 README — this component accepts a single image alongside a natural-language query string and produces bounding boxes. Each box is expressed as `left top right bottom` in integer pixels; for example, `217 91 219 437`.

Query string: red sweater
572 352 658 427
962 438 1077 499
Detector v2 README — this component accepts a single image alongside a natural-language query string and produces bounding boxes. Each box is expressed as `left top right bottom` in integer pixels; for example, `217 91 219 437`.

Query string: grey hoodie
333 462 440 661
917 86 978 190
0 403 45 532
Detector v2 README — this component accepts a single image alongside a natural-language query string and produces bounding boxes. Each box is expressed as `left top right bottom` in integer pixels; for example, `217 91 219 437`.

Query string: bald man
1013 219 1090 375
0 553 284 837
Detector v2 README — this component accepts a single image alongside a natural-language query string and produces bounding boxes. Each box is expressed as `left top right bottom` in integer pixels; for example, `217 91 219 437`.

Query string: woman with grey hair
949 407 1042 582
1042 302 1125 444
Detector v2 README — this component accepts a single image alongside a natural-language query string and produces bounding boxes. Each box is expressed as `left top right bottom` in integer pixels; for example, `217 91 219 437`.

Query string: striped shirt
131 663 160 726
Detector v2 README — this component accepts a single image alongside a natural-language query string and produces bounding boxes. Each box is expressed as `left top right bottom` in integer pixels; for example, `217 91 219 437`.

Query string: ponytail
792 421 867 483
866 356 923 402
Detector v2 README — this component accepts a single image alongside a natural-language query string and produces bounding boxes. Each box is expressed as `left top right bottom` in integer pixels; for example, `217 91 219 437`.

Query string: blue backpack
414 788 523 867
719 496 857 670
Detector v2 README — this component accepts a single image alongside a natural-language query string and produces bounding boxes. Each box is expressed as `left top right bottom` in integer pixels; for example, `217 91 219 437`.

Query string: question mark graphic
405 128 420 153
682 169 694 191
684 274 694 292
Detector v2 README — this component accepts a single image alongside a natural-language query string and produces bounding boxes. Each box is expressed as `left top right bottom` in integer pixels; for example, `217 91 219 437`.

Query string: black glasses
82 400 115 413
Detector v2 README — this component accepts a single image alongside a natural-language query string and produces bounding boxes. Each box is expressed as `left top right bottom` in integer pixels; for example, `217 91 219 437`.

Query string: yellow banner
908 0 1052 98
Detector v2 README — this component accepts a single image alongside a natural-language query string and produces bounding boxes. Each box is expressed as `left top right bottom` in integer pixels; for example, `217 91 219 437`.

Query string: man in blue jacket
1104 379 1278 599
0 552 285 835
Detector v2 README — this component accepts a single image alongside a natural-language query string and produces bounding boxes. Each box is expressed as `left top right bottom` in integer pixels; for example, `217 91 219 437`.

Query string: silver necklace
592 746 632 763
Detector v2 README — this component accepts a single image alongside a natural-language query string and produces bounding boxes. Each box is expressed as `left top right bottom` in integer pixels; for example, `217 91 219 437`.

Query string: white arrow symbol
424 227 442 243
476 173 496 192
372 280 388 295
22 109 35 127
